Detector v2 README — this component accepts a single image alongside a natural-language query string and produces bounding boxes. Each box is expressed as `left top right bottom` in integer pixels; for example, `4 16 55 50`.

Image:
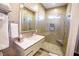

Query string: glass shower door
47 14 65 45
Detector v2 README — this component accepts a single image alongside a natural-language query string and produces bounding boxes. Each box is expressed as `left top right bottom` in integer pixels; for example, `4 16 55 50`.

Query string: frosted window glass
48 15 61 19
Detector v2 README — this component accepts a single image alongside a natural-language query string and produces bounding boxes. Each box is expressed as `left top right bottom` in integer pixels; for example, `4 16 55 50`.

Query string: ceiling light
51 3 57 5
33 5 38 11
20 4 24 8
48 15 61 19
54 9 58 12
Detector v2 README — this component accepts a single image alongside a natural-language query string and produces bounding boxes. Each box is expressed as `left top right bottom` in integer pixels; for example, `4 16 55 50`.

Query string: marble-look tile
35 49 58 56
41 42 63 56
35 49 48 56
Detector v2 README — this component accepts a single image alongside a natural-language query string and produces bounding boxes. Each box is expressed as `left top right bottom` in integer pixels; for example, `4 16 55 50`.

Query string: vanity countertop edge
13 35 45 50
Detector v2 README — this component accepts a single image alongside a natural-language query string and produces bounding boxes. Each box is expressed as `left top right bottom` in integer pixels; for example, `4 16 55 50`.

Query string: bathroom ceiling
24 3 38 12
42 3 67 9
23 3 67 12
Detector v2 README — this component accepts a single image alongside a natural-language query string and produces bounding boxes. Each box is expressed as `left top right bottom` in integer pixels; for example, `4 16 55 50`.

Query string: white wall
66 4 79 56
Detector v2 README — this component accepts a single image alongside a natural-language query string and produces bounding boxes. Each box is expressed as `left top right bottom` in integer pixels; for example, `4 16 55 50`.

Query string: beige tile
35 49 58 56
35 49 48 56
41 42 63 56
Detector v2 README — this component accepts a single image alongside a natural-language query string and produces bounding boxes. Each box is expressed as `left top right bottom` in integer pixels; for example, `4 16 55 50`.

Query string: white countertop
14 34 45 50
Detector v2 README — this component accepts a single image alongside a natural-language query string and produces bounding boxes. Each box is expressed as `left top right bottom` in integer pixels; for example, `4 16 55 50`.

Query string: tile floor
34 49 58 56
40 42 64 56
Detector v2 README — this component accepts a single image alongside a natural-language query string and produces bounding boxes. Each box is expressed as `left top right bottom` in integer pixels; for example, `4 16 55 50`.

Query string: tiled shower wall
45 6 67 44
